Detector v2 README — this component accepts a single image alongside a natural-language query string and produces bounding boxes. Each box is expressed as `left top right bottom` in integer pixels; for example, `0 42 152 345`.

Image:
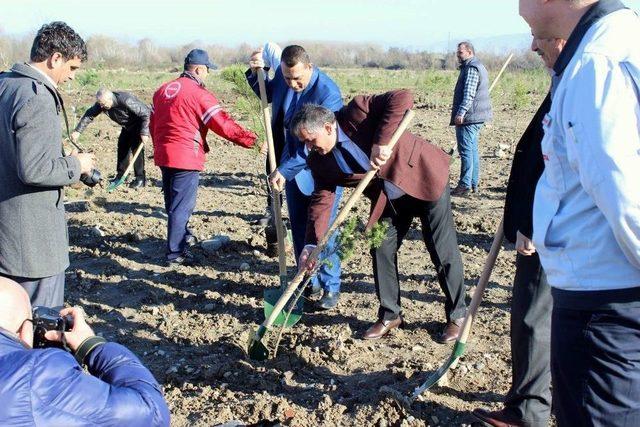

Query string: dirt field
62 68 548 426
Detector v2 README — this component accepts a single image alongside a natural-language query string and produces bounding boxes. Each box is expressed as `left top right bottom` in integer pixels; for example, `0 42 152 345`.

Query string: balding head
0 277 33 346
96 87 114 109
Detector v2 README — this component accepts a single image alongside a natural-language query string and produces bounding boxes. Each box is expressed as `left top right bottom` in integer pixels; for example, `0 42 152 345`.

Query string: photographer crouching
0 277 170 426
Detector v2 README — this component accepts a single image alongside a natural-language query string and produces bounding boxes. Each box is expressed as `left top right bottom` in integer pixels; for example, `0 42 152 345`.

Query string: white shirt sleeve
262 42 282 70
563 54 640 268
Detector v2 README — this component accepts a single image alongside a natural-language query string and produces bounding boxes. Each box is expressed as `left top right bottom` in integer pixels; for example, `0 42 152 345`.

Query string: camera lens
80 169 102 187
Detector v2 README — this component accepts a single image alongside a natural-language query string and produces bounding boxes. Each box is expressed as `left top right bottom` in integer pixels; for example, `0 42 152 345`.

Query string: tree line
0 32 542 71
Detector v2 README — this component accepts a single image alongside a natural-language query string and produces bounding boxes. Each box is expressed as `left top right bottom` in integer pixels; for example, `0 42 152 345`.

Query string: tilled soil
63 87 543 426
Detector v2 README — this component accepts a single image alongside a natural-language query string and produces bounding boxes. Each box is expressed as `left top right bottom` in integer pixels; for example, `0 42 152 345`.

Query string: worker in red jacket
151 49 257 265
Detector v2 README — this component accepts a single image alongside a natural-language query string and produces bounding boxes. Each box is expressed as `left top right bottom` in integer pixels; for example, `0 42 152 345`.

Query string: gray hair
291 104 336 137
95 87 113 102
458 41 475 55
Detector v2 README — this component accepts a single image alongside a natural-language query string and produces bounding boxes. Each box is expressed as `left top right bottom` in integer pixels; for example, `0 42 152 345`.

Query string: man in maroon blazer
289 90 467 342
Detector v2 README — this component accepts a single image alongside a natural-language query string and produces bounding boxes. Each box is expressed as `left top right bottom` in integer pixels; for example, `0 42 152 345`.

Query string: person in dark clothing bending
72 88 150 188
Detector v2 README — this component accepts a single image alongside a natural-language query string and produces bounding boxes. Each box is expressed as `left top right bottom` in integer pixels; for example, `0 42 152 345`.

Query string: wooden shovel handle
457 220 504 344
260 109 415 330
121 138 145 178
257 69 287 278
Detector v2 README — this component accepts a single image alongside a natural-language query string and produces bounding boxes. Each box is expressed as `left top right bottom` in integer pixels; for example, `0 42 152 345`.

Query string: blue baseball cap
184 49 217 69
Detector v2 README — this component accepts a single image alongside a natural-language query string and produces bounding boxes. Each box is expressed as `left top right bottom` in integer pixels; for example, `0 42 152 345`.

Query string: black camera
32 306 74 349
80 168 103 187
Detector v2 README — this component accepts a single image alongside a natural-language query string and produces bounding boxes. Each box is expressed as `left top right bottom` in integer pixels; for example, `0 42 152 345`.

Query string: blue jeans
285 180 343 293
161 167 199 261
455 123 483 189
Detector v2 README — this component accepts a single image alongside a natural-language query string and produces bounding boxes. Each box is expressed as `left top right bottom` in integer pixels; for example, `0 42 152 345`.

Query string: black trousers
504 253 552 426
117 128 144 179
372 187 466 322
551 288 640 427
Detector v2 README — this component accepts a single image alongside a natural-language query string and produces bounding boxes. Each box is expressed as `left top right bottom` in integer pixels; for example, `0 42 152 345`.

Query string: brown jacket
305 89 450 245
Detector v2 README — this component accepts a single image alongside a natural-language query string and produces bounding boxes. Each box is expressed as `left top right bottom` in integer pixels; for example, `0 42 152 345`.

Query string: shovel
247 109 416 361
106 140 145 192
410 220 504 400
255 68 300 328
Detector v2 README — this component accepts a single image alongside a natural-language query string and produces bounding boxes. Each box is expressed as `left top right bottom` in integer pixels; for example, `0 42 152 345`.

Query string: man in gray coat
449 41 493 197
0 21 95 307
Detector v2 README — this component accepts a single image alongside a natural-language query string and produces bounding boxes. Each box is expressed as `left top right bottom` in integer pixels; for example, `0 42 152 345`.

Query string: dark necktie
340 143 367 173
284 91 299 129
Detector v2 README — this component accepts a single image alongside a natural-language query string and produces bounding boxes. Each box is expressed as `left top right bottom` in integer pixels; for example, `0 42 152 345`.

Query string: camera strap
73 336 107 365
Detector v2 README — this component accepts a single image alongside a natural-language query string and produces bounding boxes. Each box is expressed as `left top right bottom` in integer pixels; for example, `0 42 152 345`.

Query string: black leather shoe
129 177 146 189
316 291 339 310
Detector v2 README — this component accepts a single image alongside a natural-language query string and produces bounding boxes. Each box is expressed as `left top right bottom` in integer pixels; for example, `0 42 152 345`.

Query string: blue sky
3 0 640 51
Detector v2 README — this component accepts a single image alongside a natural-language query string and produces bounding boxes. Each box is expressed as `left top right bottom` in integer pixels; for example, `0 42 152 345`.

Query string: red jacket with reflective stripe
150 74 256 171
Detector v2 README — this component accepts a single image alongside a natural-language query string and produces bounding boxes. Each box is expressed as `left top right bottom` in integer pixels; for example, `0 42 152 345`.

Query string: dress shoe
450 184 470 197
316 291 339 310
437 318 464 343
471 408 525 427
363 316 404 340
129 177 146 189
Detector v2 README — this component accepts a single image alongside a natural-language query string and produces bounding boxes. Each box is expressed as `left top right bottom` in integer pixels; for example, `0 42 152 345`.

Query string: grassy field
63 65 550 115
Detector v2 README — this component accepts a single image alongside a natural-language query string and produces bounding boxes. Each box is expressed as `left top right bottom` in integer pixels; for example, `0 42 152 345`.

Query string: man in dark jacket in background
72 88 151 188
0 276 170 426
449 41 493 196
0 22 95 308
472 36 566 427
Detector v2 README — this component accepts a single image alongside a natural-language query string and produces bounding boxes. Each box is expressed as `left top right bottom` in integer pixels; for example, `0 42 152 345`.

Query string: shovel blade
263 287 302 328
106 178 125 193
247 334 270 361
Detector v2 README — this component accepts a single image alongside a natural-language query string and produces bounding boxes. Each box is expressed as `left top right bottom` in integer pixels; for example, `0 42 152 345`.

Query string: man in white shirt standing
519 0 640 425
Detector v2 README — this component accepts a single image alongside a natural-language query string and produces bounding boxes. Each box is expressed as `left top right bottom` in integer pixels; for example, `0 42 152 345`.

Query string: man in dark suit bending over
290 90 467 342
